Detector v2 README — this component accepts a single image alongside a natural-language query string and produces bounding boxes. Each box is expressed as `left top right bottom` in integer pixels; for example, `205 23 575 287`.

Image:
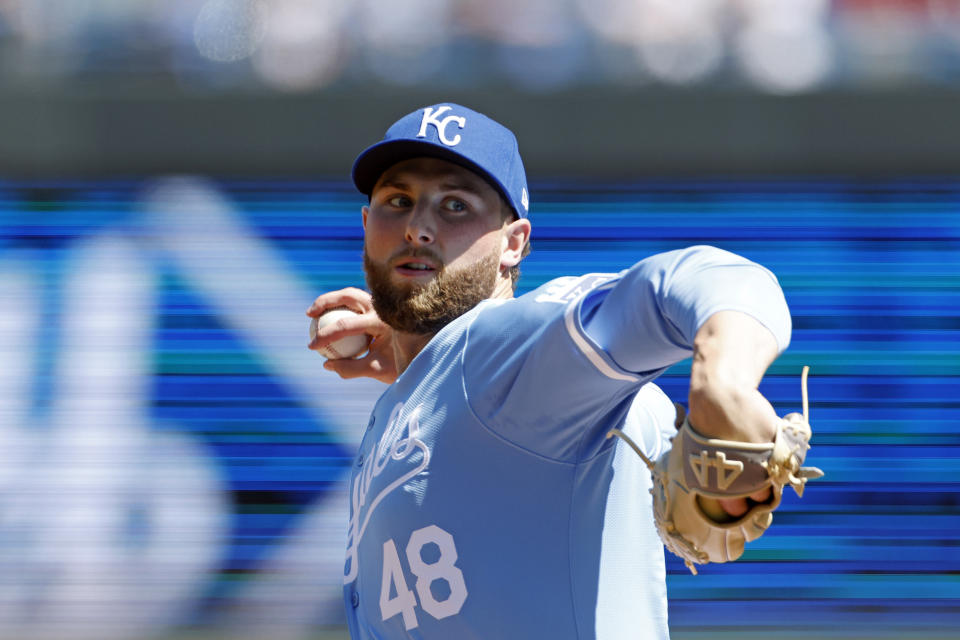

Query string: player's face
362 157 513 334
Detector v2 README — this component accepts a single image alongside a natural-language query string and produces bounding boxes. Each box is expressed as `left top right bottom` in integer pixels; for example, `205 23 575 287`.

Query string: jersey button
351 591 360 608
366 416 376 430
356 454 364 467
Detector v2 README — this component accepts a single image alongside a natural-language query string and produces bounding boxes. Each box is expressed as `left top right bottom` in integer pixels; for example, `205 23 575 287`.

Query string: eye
441 198 468 213
387 194 412 208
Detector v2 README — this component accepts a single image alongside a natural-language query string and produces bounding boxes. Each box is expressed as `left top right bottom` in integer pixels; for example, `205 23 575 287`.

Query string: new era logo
418 106 466 146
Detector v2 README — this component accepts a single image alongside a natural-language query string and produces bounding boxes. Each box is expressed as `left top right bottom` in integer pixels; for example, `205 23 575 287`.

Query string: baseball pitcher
307 103 822 639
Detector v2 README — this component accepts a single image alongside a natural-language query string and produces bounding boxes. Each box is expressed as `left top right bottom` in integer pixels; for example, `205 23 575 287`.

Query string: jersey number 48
380 524 468 630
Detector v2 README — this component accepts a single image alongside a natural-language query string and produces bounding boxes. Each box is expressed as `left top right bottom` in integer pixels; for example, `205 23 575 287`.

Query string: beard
364 247 500 335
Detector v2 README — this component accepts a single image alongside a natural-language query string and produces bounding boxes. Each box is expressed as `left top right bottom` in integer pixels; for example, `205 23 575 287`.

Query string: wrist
687 376 777 443
687 381 743 437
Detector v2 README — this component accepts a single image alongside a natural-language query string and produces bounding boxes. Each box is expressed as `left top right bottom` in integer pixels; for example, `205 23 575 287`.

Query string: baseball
309 308 371 359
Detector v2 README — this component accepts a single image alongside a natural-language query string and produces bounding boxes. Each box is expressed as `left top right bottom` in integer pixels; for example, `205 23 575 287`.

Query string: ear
500 218 531 268
362 205 369 230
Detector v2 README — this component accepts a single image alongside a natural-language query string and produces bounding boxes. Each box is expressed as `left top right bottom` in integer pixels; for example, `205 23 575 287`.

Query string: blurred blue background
2 179 957 640
1 1 959 639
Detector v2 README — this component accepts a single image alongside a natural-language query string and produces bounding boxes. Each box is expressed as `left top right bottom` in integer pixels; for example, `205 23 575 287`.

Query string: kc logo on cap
417 106 466 147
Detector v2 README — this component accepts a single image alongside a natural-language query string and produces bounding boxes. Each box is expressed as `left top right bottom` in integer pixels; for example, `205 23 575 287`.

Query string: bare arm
686 309 781 516
687 309 781 444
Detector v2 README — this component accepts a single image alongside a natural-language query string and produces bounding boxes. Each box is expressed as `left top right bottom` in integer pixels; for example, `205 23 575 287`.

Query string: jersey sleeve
581 245 791 373
462 245 791 462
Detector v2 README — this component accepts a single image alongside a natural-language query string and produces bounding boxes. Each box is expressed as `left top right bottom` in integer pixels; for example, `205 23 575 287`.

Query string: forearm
687 310 781 443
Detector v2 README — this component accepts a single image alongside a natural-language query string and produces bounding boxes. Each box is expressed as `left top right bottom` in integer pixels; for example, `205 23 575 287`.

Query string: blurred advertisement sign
0 178 378 639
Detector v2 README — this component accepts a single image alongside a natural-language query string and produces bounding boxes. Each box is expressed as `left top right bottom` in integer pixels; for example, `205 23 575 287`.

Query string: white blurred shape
0 236 229 640
140 176 383 448
482 0 583 90
0 262 37 435
0 257 38 597
359 0 451 47
253 0 348 91
635 0 724 85
53 236 153 419
360 0 452 84
194 0 269 62
738 0 829 25
575 0 645 44
468 0 575 47
737 21 832 93
141 177 388 633
15 0 90 46
735 0 833 93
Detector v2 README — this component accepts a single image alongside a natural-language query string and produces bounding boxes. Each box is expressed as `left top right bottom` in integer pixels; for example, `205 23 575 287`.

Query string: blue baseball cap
352 103 530 218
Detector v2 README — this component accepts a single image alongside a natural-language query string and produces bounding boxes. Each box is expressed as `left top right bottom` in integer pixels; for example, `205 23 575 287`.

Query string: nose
404 205 435 246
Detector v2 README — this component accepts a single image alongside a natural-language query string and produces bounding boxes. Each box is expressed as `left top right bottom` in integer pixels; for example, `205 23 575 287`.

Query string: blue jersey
342 246 791 639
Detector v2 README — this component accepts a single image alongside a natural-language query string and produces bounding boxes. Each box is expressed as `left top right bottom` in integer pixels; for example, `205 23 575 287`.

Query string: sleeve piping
563 285 643 383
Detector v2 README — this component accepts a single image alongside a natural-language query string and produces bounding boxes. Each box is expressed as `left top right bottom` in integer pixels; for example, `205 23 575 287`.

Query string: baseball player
307 103 821 639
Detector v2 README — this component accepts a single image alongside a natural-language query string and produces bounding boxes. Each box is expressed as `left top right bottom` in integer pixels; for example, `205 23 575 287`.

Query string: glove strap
680 422 775 497
682 366 823 498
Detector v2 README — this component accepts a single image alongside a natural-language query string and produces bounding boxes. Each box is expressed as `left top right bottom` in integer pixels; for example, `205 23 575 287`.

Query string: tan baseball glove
609 366 824 574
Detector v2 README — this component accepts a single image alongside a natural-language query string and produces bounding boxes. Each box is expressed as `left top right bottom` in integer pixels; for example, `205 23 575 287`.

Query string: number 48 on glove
609 366 824 574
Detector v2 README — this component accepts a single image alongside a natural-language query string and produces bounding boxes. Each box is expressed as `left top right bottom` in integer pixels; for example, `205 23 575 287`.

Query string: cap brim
352 139 513 210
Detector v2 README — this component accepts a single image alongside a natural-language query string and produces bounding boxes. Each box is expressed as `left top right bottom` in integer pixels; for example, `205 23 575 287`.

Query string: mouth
394 258 439 277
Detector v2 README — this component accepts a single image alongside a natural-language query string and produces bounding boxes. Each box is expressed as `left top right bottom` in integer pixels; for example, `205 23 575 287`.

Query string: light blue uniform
342 246 791 639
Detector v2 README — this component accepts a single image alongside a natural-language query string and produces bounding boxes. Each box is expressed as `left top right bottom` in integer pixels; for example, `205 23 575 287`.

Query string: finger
306 288 371 316
717 486 772 519
323 353 383 379
717 497 748 518
306 287 372 316
308 313 378 350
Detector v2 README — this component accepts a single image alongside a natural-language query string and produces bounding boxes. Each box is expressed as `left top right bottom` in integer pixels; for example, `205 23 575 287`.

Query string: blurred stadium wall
2 0 960 177
1 2 959 640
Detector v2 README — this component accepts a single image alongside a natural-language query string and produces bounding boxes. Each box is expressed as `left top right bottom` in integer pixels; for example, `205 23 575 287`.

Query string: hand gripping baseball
306 287 398 384
608 366 824 574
